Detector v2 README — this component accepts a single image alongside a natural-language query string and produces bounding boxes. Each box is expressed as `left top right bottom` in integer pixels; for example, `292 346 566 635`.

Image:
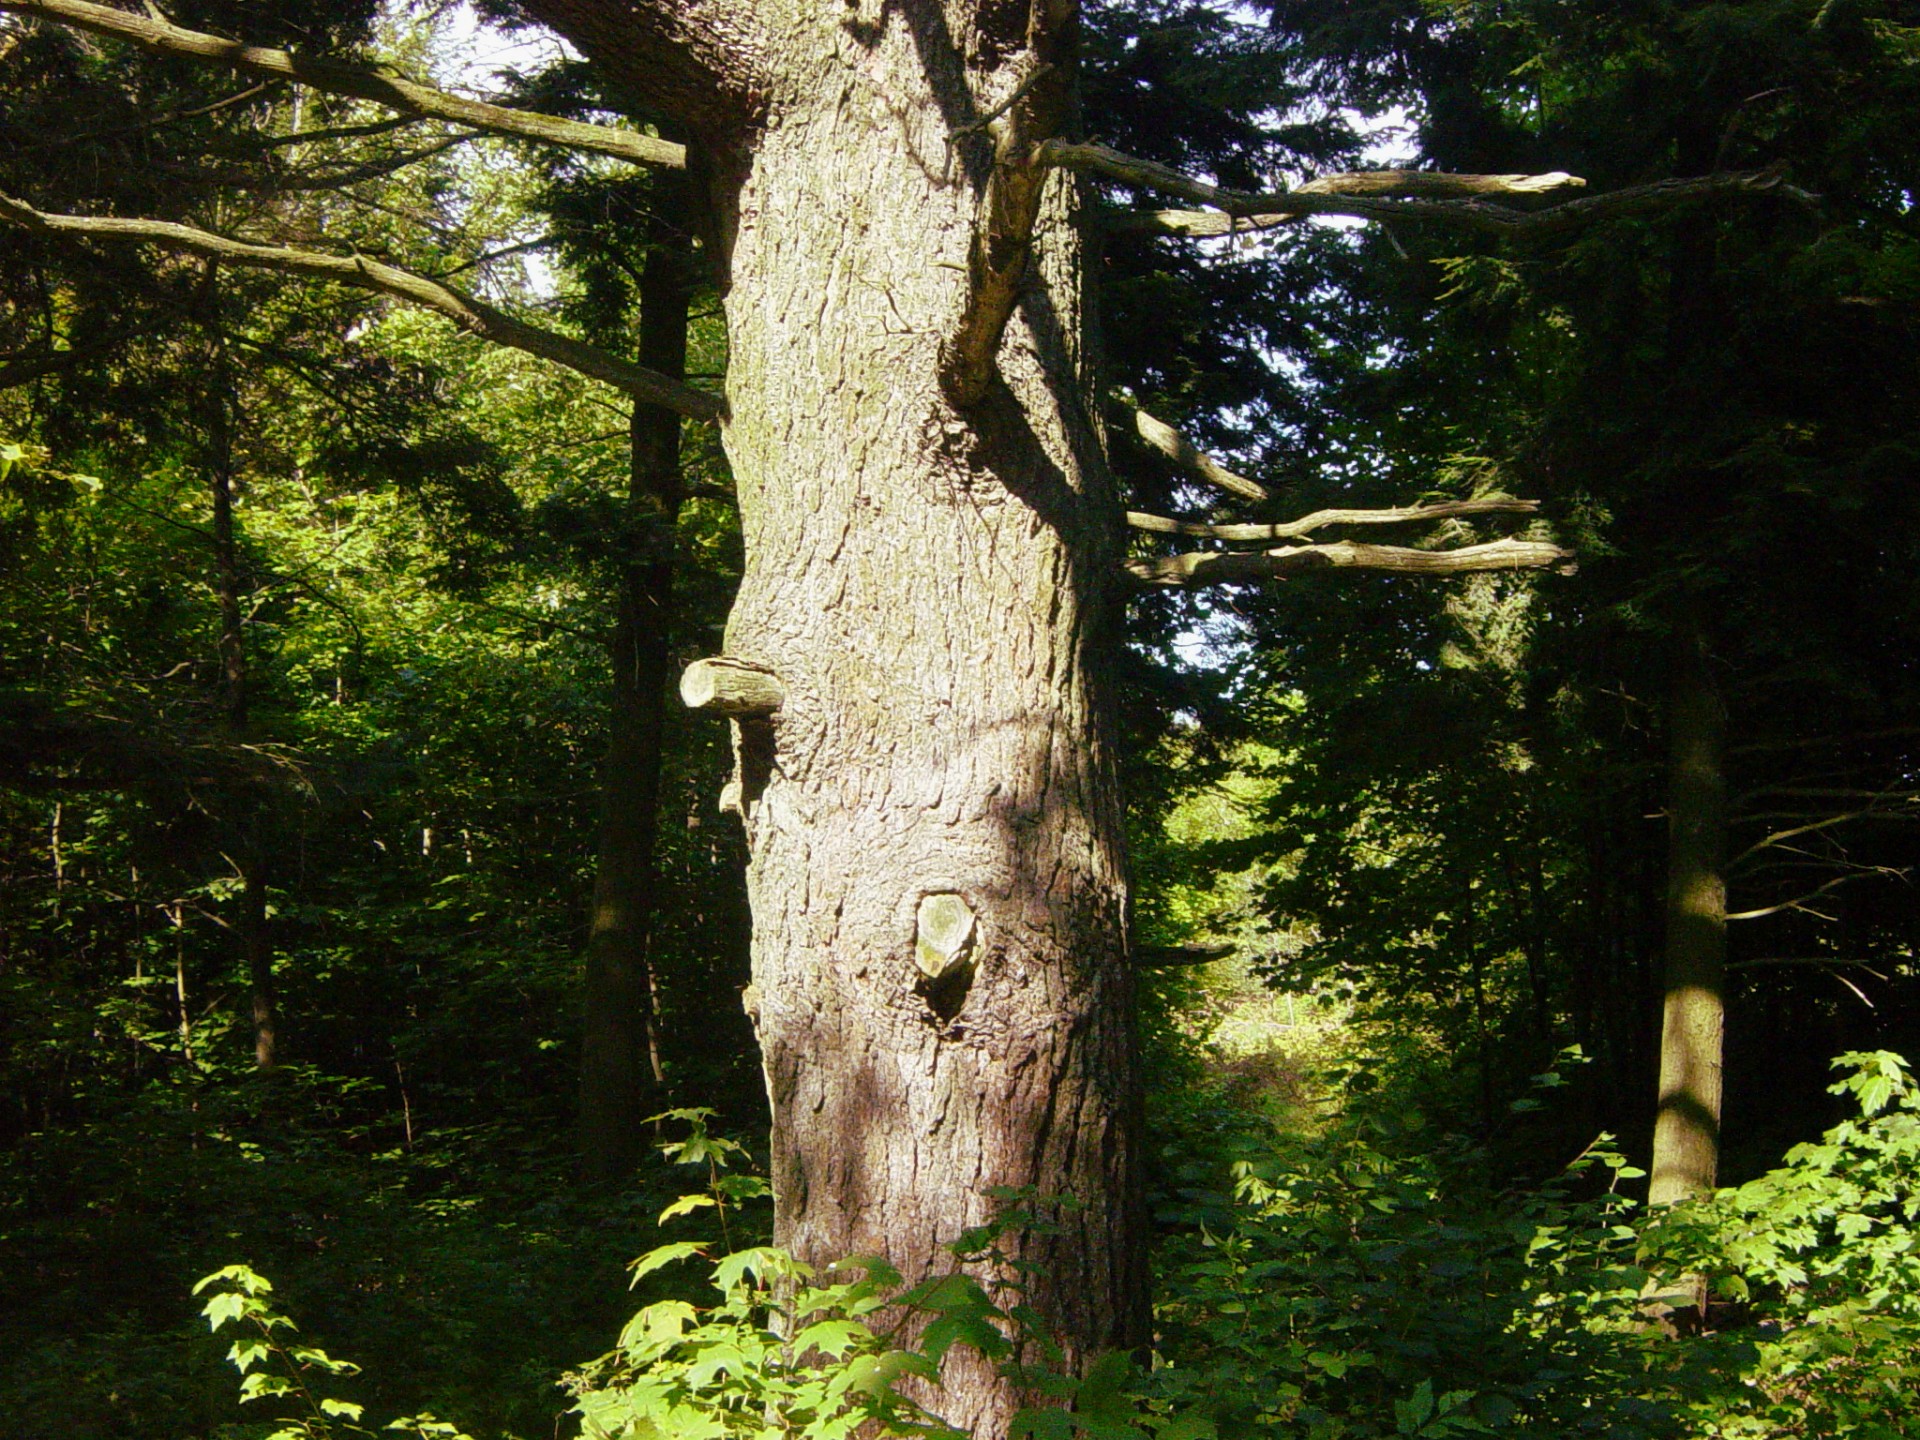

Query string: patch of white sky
1159 16 1425 676
397 1 587 300
420 0 577 95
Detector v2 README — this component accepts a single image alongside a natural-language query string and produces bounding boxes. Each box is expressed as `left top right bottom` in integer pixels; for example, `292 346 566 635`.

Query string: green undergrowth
184 1057 1920 1440
0 1064 692 1440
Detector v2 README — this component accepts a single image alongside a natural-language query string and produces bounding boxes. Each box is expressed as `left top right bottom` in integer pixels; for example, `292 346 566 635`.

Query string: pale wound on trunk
915 892 977 980
915 892 979 1024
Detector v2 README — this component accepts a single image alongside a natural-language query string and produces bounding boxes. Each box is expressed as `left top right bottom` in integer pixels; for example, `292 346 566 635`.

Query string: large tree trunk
721 67 1141 1440
1649 620 1727 1209
521 7 1147 1429
578 245 691 1182
1647 117 1725 1217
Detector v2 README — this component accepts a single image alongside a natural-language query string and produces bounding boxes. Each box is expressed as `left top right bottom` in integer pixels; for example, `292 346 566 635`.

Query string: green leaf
840 1351 937 1395
629 1241 708 1283
239 1372 298 1404
1394 1380 1435 1435
711 1247 793 1295
226 1339 271 1374
658 1193 717 1223
195 1264 273 1298
1075 1350 1138 1420
792 1319 872 1359
202 1292 251 1331
619 1299 698 1355
289 1345 361 1376
646 1107 718 1126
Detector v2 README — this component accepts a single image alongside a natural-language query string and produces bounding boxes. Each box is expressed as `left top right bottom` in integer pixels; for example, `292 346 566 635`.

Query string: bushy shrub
1643 1052 1920 1439
1143 1066 1676 1438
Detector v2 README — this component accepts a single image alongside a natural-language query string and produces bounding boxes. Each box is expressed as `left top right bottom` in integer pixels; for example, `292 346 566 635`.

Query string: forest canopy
1 1 1917 1437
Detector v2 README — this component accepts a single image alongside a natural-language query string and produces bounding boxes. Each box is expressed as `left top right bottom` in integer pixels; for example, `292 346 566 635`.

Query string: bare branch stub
1053 140 1813 238
1121 406 1271 503
679 657 785 717
1296 169 1584 198
0 0 685 169
937 8 1077 409
0 193 724 420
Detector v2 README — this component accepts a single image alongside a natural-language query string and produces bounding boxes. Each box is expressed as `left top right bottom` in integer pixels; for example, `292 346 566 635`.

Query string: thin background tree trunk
1649 619 1727 1208
207 344 277 1073
578 241 690 1182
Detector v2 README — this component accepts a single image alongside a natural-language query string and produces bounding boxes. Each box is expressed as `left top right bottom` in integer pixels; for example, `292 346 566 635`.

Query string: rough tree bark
524 4 1143 1431
579 242 691 1182
1649 118 1727 1221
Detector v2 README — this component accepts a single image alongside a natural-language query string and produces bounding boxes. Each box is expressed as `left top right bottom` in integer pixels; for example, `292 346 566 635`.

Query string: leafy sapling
195 1263 476 1440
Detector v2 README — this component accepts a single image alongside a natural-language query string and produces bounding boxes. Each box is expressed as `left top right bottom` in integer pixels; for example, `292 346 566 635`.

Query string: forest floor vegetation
11 989 1914 1440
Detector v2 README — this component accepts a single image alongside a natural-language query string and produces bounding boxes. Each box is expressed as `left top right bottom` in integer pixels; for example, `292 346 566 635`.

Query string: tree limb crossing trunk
579 243 691 1183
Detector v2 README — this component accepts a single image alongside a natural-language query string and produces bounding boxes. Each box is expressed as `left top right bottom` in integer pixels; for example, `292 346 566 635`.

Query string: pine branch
0 192 724 420
1126 497 1539 541
1295 169 1585 198
0 0 684 169
1043 141 1815 238
1125 535 1573 587
1725 870 1902 923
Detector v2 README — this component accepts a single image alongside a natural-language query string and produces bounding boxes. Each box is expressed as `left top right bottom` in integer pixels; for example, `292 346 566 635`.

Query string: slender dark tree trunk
1649 619 1727 1208
578 242 691 1182
208 392 246 734
243 861 275 1071
1648 113 1727 1214
207 365 277 1072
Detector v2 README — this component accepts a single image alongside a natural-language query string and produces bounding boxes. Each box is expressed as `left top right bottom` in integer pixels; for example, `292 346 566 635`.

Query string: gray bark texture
521 4 1146 1432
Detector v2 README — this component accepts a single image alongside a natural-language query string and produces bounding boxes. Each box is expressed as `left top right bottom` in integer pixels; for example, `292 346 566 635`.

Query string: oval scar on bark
915 892 977 1023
